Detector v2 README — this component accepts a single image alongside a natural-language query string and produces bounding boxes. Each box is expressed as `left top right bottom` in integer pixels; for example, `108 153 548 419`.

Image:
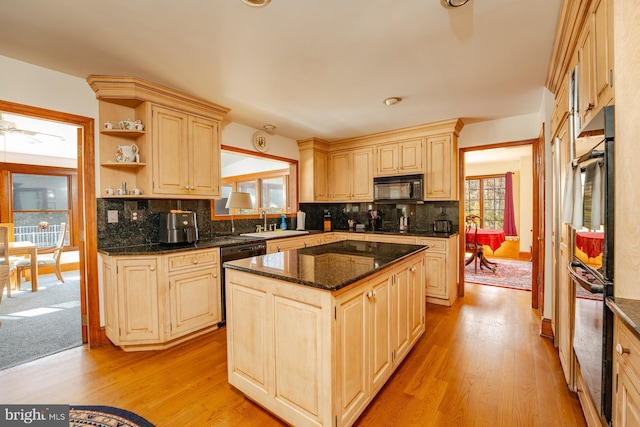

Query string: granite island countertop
223 240 428 291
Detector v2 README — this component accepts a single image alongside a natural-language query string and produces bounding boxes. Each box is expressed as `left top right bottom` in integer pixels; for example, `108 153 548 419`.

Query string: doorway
0 100 99 366
459 139 538 307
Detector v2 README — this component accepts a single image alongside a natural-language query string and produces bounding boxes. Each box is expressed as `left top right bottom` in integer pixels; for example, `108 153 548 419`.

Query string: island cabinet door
368 272 393 394
393 256 425 364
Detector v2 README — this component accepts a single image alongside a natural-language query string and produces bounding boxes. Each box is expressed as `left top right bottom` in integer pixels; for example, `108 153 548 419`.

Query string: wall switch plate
107 210 119 223
131 210 144 222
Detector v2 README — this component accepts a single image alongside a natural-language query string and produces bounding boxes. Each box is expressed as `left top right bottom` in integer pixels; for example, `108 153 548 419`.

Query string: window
212 146 298 219
464 175 506 229
11 172 71 247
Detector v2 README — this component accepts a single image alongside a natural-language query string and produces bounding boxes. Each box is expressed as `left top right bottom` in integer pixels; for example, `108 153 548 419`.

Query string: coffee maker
159 211 198 243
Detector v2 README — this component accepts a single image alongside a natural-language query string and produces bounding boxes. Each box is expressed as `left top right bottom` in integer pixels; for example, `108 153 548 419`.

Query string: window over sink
211 146 298 219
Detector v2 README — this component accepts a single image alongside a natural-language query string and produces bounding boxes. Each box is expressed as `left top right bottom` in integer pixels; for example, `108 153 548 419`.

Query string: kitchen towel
582 161 603 230
562 161 575 224
296 211 306 230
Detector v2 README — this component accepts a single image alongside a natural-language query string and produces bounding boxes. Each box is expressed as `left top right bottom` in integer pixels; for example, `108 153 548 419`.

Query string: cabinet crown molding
87 75 230 121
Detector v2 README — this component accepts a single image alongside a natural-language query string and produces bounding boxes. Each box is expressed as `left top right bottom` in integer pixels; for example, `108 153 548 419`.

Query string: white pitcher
116 143 139 163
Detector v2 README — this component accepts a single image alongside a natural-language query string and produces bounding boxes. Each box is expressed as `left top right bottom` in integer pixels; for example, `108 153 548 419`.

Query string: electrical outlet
107 210 119 223
131 210 144 222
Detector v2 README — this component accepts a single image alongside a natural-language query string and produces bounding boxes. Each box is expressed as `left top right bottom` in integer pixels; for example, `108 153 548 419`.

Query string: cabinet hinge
616 373 618 393
609 69 613 87
334 306 337 320
118 327 121 337
335 415 338 427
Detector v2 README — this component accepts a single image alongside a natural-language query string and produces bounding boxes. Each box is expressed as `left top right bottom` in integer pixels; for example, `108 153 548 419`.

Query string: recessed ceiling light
242 0 271 7
383 97 402 106
440 0 470 8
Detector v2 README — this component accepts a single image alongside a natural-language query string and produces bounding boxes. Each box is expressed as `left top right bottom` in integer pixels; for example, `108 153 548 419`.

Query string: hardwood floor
0 283 586 426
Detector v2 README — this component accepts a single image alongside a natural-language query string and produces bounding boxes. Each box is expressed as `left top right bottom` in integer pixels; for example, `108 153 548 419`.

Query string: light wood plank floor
0 283 586 426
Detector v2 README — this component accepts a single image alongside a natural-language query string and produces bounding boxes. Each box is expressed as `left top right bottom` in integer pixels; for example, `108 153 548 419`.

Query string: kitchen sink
240 230 310 239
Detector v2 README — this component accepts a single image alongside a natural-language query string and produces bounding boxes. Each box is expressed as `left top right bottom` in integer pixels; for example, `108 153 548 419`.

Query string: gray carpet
0 270 82 371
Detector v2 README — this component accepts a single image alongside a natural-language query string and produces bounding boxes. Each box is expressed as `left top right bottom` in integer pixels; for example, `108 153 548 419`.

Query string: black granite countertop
97 235 266 256
607 297 640 339
223 240 428 291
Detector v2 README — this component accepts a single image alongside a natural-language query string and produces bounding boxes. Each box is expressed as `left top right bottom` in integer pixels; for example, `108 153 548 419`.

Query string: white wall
459 112 542 148
221 121 300 160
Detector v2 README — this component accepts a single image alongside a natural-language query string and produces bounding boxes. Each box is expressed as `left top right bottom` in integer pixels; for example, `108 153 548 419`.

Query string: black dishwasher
219 240 266 326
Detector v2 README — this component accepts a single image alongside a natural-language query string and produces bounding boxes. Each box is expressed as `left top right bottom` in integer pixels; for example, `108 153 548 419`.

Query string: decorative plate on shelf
253 131 269 153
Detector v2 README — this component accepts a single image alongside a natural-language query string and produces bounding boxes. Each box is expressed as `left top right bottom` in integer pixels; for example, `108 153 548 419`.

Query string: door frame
457 138 540 309
0 100 101 347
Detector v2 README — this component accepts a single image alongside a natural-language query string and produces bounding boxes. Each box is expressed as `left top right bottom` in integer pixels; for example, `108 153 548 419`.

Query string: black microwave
373 174 423 203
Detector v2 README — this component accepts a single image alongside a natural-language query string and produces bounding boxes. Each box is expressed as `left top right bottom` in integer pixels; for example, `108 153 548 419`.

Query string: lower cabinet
100 247 221 351
614 315 640 427
266 233 334 253
416 235 459 306
226 252 425 427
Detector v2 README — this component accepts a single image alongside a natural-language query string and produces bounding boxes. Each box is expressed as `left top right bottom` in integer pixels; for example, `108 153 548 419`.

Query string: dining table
576 231 604 259
466 228 506 272
8 241 38 291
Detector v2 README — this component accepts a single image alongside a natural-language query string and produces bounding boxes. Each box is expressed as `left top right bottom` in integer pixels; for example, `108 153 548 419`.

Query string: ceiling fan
0 114 65 143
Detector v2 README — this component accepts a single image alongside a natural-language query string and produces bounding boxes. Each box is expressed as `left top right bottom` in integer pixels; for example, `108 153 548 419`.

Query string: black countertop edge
97 237 266 256
329 229 458 238
606 297 640 339
223 242 429 292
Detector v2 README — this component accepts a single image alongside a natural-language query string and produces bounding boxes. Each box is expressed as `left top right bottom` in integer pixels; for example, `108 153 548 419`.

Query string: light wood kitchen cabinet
375 139 423 177
417 235 459 306
166 249 221 338
425 134 457 200
102 256 162 345
613 316 640 427
298 138 330 202
88 75 228 200
576 0 613 133
266 233 333 253
329 148 374 202
100 247 222 352
336 257 424 426
151 105 221 197
226 248 425 427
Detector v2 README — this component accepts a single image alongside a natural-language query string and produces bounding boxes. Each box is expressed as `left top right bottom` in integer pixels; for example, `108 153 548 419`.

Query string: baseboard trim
540 318 554 339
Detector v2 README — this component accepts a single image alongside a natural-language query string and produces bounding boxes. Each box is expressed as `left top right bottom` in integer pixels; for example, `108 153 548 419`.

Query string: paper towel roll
296 211 306 230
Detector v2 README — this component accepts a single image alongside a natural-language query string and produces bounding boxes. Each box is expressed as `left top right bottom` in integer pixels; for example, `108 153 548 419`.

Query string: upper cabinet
298 138 330 203
425 134 458 200
298 119 463 203
375 139 423 177
151 105 221 197
87 76 229 199
329 147 374 202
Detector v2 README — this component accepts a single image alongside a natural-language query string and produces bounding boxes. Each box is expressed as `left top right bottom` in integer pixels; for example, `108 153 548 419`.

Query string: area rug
70 406 154 427
465 258 532 290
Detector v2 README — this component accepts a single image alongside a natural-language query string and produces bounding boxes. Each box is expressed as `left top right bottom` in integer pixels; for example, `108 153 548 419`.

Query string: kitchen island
224 240 428 427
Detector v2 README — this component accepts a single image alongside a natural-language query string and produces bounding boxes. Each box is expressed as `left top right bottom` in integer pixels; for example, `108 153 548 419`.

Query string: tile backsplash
97 198 458 249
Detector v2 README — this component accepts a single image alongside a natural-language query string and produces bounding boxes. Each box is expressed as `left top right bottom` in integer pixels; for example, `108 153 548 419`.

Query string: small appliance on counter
296 210 306 230
433 219 452 233
159 210 198 243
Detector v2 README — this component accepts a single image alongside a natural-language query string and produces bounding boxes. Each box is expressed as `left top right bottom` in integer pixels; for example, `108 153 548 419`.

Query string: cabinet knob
193 259 198 264
410 266 416 272
150 266 156 271
213 273 218 278
367 291 373 299
616 343 630 356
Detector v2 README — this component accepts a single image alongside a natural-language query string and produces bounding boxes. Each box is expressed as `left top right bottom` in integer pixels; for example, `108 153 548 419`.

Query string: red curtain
503 172 518 236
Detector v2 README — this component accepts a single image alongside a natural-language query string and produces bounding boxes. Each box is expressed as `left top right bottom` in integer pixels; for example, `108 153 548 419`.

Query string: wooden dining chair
0 227 16 300
15 222 67 286
464 215 482 273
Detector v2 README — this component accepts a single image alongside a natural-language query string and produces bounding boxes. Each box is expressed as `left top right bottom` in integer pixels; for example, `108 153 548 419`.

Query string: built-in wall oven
568 105 614 425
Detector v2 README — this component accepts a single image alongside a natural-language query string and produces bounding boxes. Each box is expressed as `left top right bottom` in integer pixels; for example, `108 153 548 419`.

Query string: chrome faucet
260 209 267 231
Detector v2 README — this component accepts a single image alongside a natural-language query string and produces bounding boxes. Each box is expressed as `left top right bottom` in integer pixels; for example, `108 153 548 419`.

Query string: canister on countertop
323 210 332 232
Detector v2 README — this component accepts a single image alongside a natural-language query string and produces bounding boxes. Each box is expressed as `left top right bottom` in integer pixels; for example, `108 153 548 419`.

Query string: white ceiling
0 0 561 142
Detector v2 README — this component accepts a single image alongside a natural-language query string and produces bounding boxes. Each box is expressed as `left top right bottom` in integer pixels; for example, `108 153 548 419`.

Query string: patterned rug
70 406 154 427
465 258 532 290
